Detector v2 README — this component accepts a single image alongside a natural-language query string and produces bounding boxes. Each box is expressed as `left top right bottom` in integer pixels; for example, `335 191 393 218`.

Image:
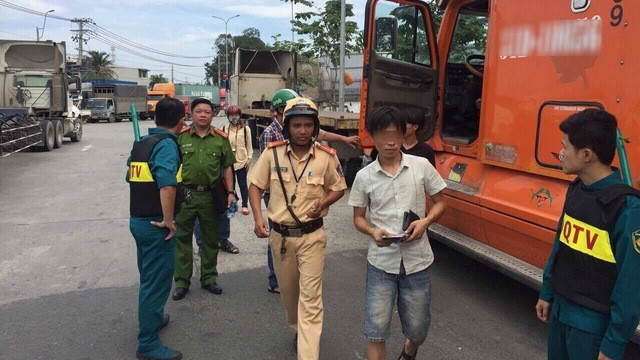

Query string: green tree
149 74 168 90
85 51 116 79
282 0 361 104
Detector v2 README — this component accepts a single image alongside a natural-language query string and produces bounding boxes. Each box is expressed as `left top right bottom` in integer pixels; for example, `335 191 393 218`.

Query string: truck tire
115 116 123 123
247 117 259 149
108 114 116 123
139 113 148 120
38 120 55 152
51 119 64 148
70 120 83 142
344 157 361 187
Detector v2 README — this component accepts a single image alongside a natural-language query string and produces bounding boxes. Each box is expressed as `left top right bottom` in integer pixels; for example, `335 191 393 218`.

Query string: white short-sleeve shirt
348 153 447 274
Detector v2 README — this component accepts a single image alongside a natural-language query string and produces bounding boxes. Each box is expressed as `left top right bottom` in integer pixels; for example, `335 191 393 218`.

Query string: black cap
190 98 213 112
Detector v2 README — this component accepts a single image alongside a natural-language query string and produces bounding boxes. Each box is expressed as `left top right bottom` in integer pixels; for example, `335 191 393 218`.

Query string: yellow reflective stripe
560 213 616 263
177 164 183 183
129 162 154 182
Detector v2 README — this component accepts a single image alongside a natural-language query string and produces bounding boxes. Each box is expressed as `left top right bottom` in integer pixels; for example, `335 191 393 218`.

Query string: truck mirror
375 16 398 58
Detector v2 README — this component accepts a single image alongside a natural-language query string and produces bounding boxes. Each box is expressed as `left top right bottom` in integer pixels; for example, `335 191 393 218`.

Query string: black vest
129 134 179 218
550 178 640 313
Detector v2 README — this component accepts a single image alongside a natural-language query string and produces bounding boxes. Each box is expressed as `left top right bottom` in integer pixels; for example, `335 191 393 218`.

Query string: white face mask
228 116 239 125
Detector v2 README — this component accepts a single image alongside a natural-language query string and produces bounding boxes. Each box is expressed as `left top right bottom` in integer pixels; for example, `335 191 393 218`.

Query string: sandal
268 285 280 294
398 346 417 360
242 207 250 215
220 241 239 254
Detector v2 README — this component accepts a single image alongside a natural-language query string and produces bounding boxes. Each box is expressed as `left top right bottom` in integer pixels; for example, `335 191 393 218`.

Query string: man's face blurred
372 124 404 160
192 103 213 128
274 107 285 124
404 122 419 139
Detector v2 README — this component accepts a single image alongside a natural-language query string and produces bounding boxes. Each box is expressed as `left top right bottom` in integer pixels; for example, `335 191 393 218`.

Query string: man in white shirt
348 105 447 360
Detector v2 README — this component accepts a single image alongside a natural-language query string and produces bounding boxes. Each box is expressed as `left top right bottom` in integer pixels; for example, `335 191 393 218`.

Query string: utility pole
217 55 221 86
338 0 346 111
171 65 174 83
71 18 91 66
212 15 240 79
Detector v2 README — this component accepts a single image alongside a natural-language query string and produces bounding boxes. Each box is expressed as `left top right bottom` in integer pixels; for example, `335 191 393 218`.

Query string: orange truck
360 0 640 344
147 83 175 119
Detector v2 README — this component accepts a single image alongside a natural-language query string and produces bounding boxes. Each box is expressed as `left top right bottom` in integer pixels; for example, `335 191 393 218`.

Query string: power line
89 31 204 68
0 29 32 40
0 0 72 21
86 23 215 59
0 1 216 61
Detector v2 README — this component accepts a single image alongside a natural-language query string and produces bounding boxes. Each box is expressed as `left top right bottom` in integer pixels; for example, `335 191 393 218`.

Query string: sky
0 0 367 84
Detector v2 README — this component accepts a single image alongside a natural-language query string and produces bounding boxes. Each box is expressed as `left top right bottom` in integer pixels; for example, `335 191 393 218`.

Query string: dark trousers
235 167 249 208
130 217 175 353
548 312 604 360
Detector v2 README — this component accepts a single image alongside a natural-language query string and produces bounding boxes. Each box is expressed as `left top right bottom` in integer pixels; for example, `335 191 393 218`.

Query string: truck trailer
0 40 83 155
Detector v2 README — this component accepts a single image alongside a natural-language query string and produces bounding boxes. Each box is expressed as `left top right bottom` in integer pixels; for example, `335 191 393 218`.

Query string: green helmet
271 89 299 110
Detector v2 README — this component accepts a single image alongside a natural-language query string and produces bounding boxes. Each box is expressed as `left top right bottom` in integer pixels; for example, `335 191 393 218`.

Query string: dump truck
0 40 83 155
86 84 147 123
230 48 363 184
360 0 640 348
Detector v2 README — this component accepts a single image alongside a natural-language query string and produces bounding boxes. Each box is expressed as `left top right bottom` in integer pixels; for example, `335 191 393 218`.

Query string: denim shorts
364 261 432 343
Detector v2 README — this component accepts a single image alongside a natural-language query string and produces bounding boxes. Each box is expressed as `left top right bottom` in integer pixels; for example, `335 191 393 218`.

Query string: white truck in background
0 40 83 156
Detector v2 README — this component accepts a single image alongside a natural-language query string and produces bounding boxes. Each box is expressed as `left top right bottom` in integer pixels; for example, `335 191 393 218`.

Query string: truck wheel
108 114 116 123
247 118 259 149
70 120 83 142
38 120 55 152
51 120 64 148
139 113 148 121
344 157 361 187
115 117 123 123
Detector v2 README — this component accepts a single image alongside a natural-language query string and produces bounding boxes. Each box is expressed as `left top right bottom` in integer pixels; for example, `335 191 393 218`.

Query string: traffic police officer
248 97 347 360
128 97 185 360
535 109 640 360
172 98 236 300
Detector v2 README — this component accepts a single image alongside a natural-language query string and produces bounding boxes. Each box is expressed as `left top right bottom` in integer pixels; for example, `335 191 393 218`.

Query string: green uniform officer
172 98 236 300
128 98 185 360
536 110 640 360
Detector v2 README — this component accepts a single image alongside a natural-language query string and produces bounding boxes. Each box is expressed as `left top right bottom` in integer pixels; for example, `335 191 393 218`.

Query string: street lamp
36 9 55 41
211 14 240 79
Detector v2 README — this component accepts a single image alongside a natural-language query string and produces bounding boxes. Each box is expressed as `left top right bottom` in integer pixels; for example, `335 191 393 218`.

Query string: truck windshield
148 95 165 101
14 76 52 87
86 98 107 109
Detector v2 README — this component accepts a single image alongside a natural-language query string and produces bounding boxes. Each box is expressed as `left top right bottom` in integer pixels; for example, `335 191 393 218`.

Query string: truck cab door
107 100 114 114
360 0 438 147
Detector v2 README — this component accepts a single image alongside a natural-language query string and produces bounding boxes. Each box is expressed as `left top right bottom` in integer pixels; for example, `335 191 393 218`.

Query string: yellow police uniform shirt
248 141 347 225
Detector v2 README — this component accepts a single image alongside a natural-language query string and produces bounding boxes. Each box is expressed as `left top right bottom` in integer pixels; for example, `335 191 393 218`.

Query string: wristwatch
227 190 237 196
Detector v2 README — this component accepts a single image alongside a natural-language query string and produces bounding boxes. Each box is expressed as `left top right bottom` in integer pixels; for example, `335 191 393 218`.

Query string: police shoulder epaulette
267 140 287 148
179 126 191 134
212 128 228 138
316 142 336 156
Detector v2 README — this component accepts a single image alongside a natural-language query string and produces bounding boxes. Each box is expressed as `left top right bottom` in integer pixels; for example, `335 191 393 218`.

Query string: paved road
0 119 628 359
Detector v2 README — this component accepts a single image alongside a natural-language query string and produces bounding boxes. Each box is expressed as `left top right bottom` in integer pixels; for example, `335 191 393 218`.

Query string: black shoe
293 333 298 352
161 314 170 329
136 346 182 360
172 287 188 301
202 282 223 294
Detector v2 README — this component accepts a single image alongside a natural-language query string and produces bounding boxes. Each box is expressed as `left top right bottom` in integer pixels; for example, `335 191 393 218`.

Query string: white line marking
81 145 94 152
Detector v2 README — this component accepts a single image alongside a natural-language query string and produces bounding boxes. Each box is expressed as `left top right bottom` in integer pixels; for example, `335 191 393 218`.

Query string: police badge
633 230 640 254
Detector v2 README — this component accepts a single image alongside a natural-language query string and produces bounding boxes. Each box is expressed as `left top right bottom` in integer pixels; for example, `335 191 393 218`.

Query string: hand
343 135 360 149
598 352 612 360
306 200 323 219
227 193 237 208
150 219 177 240
245 161 251 171
370 228 394 247
403 218 430 243
254 216 270 238
535 299 551 323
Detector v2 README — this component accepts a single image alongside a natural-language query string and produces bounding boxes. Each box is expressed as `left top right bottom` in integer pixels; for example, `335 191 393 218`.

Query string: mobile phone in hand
381 234 408 243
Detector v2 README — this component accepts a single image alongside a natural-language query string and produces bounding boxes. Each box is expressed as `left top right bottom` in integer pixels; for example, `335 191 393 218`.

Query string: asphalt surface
0 118 627 359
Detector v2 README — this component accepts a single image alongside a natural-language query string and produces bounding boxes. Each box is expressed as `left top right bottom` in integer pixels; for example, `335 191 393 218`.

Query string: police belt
270 218 323 237
183 184 210 192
